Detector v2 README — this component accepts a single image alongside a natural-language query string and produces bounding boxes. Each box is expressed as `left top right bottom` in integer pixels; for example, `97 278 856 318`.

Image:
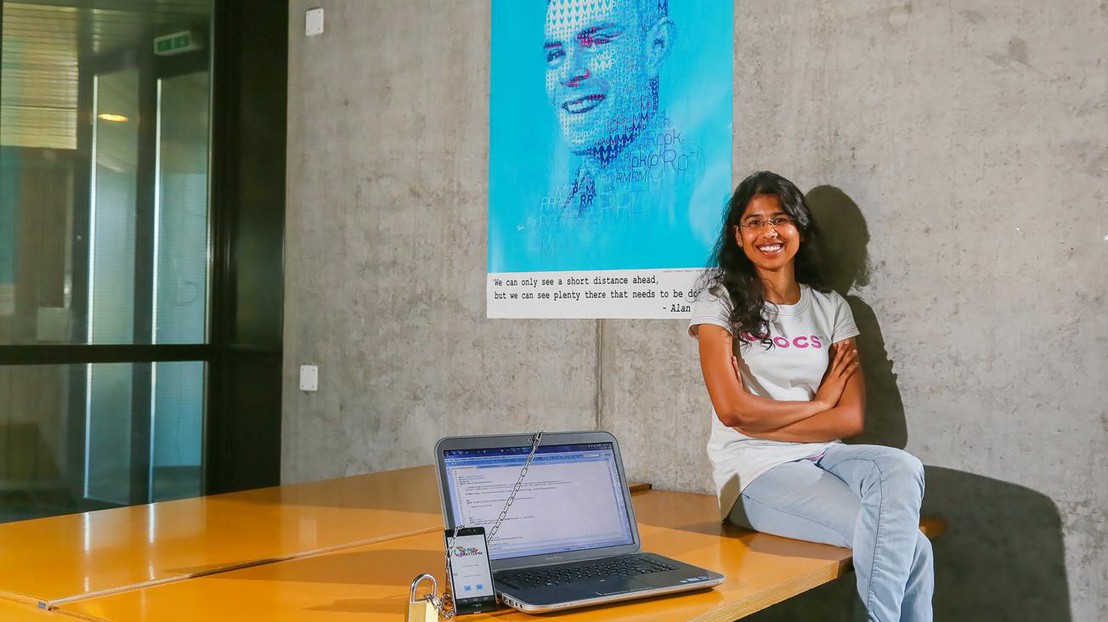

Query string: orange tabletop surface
0 466 445 608
0 598 82 621
58 488 852 622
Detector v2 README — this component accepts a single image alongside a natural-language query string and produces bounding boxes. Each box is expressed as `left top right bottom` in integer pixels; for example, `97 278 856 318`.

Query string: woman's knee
876 448 925 490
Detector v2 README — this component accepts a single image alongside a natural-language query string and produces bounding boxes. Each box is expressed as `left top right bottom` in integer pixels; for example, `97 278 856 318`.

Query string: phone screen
445 528 497 614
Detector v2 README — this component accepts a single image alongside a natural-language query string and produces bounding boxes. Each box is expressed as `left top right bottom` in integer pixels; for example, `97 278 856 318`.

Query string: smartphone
444 526 498 615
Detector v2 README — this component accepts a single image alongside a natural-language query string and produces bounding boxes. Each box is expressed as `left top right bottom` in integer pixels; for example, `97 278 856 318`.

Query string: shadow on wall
743 187 1072 621
922 467 1071 620
743 468 1072 622
806 185 906 449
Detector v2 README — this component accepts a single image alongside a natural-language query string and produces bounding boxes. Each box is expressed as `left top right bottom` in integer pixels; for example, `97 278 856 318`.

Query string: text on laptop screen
442 442 635 560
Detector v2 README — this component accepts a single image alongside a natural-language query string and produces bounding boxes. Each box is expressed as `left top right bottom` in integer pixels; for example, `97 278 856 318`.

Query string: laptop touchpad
593 577 653 596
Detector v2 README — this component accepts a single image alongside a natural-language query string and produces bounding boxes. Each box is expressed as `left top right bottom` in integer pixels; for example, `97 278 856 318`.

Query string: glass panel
0 364 74 522
0 152 16 319
88 69 139 345
0 2 79 344
0 361 207 522
84 362 133 504
151 361 204 501
2 0 214 521
0 146 76 344
154 72 210 345
0 0 213 346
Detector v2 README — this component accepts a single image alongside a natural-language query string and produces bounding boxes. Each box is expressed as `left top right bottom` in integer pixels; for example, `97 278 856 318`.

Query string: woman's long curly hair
695 171 828 348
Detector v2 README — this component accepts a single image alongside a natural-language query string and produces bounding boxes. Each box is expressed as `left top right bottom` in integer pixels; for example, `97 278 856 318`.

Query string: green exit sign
153 31 201 56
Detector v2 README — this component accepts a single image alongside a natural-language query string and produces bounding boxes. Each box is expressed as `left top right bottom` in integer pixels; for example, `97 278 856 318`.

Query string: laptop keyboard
496 555 679 589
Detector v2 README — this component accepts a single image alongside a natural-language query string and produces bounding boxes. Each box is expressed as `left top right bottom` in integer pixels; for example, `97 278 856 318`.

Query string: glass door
84 66 141 505
148 68 210 501
81 51 212 508
0 0 213 521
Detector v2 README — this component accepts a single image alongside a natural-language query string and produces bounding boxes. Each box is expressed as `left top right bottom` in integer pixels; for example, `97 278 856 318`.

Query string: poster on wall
488 0 733 319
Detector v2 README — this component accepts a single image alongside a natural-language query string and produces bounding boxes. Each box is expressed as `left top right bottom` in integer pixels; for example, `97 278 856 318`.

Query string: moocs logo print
451 546 484 557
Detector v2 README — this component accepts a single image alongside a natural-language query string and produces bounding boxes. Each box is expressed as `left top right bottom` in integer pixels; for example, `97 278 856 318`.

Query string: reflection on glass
0 146 76 344
0 152 15 320
84 363 133 504
151 361 204 501
88 69 139 344
0 362 206 522
154 72 210 345
0 365 69 521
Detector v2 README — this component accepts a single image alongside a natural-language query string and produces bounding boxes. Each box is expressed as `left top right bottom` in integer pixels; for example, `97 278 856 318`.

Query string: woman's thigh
728 460 860 549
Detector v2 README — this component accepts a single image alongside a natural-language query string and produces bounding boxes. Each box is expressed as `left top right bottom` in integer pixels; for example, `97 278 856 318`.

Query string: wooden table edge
688 558 852 622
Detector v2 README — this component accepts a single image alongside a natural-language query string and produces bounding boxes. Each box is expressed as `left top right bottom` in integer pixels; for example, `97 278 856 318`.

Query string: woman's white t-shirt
689 284 860 519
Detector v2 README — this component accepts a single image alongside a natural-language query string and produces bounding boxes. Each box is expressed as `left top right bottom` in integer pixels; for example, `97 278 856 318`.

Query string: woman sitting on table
689 171 933 622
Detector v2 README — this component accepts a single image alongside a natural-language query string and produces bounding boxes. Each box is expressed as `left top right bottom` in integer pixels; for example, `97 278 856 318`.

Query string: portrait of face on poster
487 0 733 319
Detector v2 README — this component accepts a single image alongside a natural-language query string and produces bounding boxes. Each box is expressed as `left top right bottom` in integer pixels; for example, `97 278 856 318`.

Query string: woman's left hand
814 343 859 409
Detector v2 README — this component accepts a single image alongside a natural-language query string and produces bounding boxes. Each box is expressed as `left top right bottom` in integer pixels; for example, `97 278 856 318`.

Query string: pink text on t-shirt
740 333 824 349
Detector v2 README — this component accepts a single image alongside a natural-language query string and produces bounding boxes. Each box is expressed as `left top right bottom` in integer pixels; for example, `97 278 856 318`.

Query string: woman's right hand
814 341 859 410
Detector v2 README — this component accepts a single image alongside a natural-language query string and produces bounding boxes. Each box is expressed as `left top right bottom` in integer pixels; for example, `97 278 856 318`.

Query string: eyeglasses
740 216 795 230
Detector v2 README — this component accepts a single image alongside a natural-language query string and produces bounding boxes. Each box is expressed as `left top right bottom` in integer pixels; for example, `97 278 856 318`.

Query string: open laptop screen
442 442 636 560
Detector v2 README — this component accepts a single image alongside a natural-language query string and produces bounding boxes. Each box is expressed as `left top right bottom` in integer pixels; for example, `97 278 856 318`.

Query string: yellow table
0 466 443 609
55 488 855 622
1 466 934 621
0 599 82 621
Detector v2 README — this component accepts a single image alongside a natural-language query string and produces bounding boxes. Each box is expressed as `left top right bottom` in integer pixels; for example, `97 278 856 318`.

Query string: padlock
407 573 439 622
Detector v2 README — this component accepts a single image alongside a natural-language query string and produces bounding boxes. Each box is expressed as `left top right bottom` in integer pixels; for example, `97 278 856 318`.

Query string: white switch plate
299 365 319 391
305 8 324 36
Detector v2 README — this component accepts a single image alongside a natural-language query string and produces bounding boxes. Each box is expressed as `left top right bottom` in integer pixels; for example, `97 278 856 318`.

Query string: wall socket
299 365 319 391
305 8 324 36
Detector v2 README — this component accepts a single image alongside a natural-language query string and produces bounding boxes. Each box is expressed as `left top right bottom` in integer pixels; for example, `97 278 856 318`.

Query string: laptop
434 430 724 613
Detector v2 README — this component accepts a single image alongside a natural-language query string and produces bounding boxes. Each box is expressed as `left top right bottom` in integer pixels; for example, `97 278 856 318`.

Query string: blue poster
488 0 733 318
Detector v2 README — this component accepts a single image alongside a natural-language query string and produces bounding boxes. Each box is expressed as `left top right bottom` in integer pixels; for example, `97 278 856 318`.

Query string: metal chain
435 431 544 620
424 592 452 619
489 430 543 541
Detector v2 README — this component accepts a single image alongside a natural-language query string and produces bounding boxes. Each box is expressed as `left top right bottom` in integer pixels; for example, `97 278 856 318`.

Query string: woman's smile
755 242 785 255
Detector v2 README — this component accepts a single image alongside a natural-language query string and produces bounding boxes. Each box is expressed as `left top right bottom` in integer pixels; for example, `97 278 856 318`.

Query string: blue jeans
728 444 933 622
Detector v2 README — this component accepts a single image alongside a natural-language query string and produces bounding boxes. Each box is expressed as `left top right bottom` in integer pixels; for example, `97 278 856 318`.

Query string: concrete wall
284 2 1107 620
